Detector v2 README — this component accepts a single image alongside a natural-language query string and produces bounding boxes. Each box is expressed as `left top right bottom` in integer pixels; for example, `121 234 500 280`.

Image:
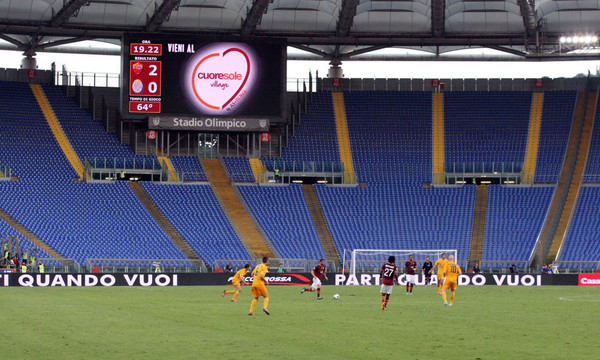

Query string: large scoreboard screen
122 34 285 122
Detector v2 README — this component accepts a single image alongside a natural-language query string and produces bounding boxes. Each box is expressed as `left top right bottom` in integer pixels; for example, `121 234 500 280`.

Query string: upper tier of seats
42 85 153 162
278 92 340 164
444 91 531 172
315 184 475 264
0 81 77 180
344 91 433 183
558 186 600 268
482 185 554 269
169 156 207 182
223 157 255 182
534 91 577 183
237 184 325 259
584 95 600 182
141 183 251 266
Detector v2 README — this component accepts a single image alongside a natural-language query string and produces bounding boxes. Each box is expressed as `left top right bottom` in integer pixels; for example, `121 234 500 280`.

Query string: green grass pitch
2 285 598 359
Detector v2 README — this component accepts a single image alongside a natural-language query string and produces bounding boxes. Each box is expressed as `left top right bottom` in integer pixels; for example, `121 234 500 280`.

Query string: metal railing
85 157 162 170
262 160 344 173
215 258 338 273
445 162 523 174
86 259 207 273
551 261 600 272
479 260 529 273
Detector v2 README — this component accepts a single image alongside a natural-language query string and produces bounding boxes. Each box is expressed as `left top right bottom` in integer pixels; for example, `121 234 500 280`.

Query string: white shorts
311 277 322 289
405 274 416 284
380 284 394 295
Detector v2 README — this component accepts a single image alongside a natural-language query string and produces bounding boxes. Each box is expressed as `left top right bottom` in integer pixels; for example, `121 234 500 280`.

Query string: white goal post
345 249 458 278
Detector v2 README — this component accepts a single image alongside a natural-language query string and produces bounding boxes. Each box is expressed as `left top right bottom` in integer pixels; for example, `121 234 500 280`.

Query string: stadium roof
0 0 599 61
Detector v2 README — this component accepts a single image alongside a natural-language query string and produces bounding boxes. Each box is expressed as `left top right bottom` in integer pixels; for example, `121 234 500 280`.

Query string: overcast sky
1 40 599 91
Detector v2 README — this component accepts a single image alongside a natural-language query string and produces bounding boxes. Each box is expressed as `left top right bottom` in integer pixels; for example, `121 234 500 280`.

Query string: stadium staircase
249 158 263 183
301 184 340 263
468 185 488 268
332 93 355 184
200 159 274 258
432 93 445 184
534 93 585 267
0 206 63 259
157 156 179 182
128 182 201 260
522 92 544 184
546 91 598 263
30 84 84 179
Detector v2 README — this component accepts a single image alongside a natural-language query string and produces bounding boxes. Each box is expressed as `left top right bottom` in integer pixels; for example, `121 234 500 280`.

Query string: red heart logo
191 48 250 110
132 62 144 76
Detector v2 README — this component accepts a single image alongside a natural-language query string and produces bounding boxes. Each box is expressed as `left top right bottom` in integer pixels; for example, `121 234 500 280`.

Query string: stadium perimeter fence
214 258 339 273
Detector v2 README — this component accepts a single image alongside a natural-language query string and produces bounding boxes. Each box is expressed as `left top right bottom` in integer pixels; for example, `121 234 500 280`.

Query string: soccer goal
345 249 458 278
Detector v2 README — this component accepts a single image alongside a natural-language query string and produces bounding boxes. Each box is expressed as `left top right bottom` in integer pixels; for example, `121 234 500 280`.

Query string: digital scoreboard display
122 34 285 122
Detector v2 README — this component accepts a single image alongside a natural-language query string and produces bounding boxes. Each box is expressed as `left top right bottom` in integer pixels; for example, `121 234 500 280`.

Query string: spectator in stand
38 261 45 273
541 265 551 274
509 264 519 273
22 249 28 265
277 264 285 273
472 262 481 274
21 262 27 273
225 264 233 273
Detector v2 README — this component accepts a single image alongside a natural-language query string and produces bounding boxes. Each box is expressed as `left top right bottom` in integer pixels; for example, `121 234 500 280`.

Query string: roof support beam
517 0 538 38
431 0 445 38
289 44 333 59
486 45 528 57
0 33 26 48
146 0 181 32
341 45 387 60
336 0 359 36
51 0 90 27
241 0 271 36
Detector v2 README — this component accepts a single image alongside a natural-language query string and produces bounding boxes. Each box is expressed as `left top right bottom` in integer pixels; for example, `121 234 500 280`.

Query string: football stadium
0 0 599 358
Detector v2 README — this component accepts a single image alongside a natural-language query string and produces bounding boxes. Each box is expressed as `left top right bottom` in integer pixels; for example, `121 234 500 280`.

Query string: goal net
345 249 458 278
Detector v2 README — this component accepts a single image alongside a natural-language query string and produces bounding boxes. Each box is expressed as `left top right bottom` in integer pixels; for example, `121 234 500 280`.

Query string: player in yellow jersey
430 253 448 295
249 256 270 316
441 255 462 306
222 264 251 302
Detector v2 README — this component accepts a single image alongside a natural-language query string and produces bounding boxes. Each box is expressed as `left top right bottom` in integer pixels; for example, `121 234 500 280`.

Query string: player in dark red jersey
404 255 417 295
379 256 398 310
301 258 328 300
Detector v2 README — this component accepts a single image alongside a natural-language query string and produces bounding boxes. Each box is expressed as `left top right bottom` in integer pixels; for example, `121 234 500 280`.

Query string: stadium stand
169 156 207 182
481 185 554 269
534 91 578 183
0 81 78 180
0 82 189 266
263 92 341 172
583 96 600 183
222 157 255 182
0 181 188 266
558 187 600 268
140 183 251 267
237 184 326 259
314 184 475 264
41 85 148 161
0 218 51 260
343 91 432 183
444 91 531 173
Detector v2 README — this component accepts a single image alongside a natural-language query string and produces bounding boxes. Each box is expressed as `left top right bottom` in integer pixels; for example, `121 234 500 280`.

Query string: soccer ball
333 294 340 300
